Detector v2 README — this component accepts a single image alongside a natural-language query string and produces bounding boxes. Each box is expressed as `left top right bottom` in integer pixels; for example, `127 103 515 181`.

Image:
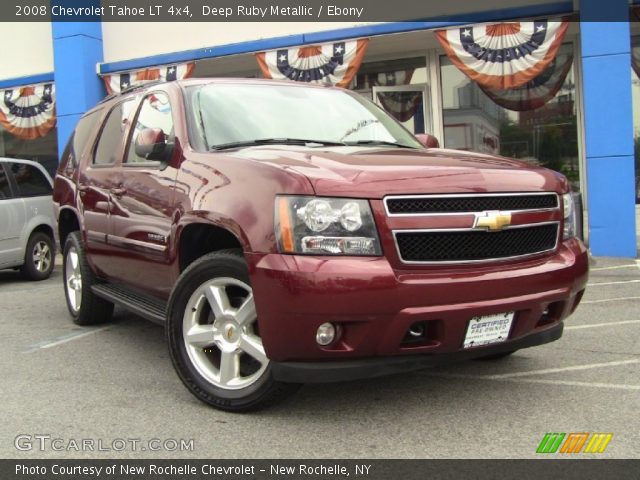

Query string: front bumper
272 321 563 383
247 238 588 366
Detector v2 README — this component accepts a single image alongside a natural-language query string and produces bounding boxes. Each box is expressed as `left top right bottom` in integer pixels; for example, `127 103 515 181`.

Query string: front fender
174 212 251 252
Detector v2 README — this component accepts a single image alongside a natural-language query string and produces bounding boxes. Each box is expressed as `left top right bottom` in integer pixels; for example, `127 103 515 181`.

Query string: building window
351 57 429 135
631 35 640 203
0 125 58 177
632 29 640 249
439 43 580 191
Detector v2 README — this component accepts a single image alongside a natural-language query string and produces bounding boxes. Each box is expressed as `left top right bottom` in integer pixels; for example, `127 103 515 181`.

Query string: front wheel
167 250 299 412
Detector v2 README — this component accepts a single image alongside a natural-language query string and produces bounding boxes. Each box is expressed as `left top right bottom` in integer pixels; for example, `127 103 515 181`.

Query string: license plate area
463 312 515 349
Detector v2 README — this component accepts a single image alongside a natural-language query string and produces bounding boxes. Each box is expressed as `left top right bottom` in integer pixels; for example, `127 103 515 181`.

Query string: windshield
187 83 422 151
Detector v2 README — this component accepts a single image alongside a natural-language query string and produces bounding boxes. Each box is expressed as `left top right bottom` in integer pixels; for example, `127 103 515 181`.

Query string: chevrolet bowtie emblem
474 211 512 231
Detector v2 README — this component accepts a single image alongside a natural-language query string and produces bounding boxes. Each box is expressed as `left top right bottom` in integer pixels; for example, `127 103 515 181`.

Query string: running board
91 283 167 325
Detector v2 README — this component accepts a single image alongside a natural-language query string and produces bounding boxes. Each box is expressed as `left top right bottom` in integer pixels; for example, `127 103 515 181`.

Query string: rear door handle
110 187 127 197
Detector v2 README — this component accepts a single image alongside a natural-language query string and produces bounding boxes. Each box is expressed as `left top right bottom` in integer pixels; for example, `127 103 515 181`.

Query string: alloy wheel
182 277 268 390
32 240 52 273
65 246 82 313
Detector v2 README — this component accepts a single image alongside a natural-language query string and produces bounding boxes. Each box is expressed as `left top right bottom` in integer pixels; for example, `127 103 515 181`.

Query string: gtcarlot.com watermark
15 434 195 453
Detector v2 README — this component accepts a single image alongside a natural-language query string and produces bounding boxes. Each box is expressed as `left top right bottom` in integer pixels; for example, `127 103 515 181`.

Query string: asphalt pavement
1 256 638 459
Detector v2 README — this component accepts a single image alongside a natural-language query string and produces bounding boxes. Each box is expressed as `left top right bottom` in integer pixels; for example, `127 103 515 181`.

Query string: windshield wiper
210 138 346 151
344 140 417 149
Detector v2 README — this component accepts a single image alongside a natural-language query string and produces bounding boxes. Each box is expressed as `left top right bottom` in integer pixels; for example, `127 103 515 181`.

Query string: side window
0 164 12 199
10 163 52 198
65 109 102 169
93 100 135 165
126 93 174 165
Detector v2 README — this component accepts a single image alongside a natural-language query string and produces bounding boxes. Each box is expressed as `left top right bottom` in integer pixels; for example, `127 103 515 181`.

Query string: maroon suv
53 79 588 411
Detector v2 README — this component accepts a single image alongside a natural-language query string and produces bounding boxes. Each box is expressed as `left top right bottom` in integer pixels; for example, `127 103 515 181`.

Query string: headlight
562 193 576 240
275 196 382 255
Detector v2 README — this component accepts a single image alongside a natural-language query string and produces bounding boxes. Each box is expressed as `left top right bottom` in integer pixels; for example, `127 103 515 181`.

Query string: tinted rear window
62 109 102 170
10 163 52 197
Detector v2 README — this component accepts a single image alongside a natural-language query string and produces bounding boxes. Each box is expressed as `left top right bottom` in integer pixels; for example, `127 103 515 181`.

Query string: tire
62 231 114 325
476 350 517 361
20 231 55 281
167 250 299 412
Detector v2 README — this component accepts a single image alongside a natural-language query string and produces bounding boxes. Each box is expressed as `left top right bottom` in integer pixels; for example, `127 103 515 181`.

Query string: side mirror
415 133 440 149
134 128 167 161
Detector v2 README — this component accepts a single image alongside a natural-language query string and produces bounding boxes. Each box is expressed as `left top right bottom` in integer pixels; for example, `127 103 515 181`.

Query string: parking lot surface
1 256 638 458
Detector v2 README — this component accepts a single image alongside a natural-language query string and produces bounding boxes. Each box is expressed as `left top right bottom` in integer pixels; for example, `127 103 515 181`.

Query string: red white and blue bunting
435 19 569 90
480 45 574 111
0 83 56 140
256 39 369 87
102 62 195 95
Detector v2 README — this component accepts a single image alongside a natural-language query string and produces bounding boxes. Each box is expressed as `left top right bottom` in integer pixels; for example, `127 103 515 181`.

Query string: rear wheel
63 232 114 325
21 232 55 280
167 250 299 412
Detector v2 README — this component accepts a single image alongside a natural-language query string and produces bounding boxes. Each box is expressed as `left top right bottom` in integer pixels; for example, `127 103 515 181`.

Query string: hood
230 146 568 197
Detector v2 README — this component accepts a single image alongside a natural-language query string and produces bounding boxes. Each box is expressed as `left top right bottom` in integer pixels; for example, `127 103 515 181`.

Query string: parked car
0 158 56 280
53 79 589 411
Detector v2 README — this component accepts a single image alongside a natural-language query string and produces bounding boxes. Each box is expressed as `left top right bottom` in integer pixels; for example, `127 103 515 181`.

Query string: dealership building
0 0 638 257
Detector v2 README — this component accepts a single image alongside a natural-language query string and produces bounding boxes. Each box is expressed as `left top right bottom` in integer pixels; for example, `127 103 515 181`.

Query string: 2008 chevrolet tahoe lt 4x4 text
53 79 588 411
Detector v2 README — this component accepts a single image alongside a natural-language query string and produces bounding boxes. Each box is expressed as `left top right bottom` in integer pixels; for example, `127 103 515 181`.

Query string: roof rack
98 80 167 104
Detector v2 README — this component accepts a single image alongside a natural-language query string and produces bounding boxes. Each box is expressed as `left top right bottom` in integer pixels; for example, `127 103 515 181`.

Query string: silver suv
0 158 55 280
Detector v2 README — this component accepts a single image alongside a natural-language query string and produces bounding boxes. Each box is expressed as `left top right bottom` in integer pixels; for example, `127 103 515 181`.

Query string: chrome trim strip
384 192 560 217
392 221 560 265
109 235 167 252
86 230 106 244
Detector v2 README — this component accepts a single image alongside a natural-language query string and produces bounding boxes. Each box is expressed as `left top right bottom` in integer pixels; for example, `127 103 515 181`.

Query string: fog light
316 323 337 346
